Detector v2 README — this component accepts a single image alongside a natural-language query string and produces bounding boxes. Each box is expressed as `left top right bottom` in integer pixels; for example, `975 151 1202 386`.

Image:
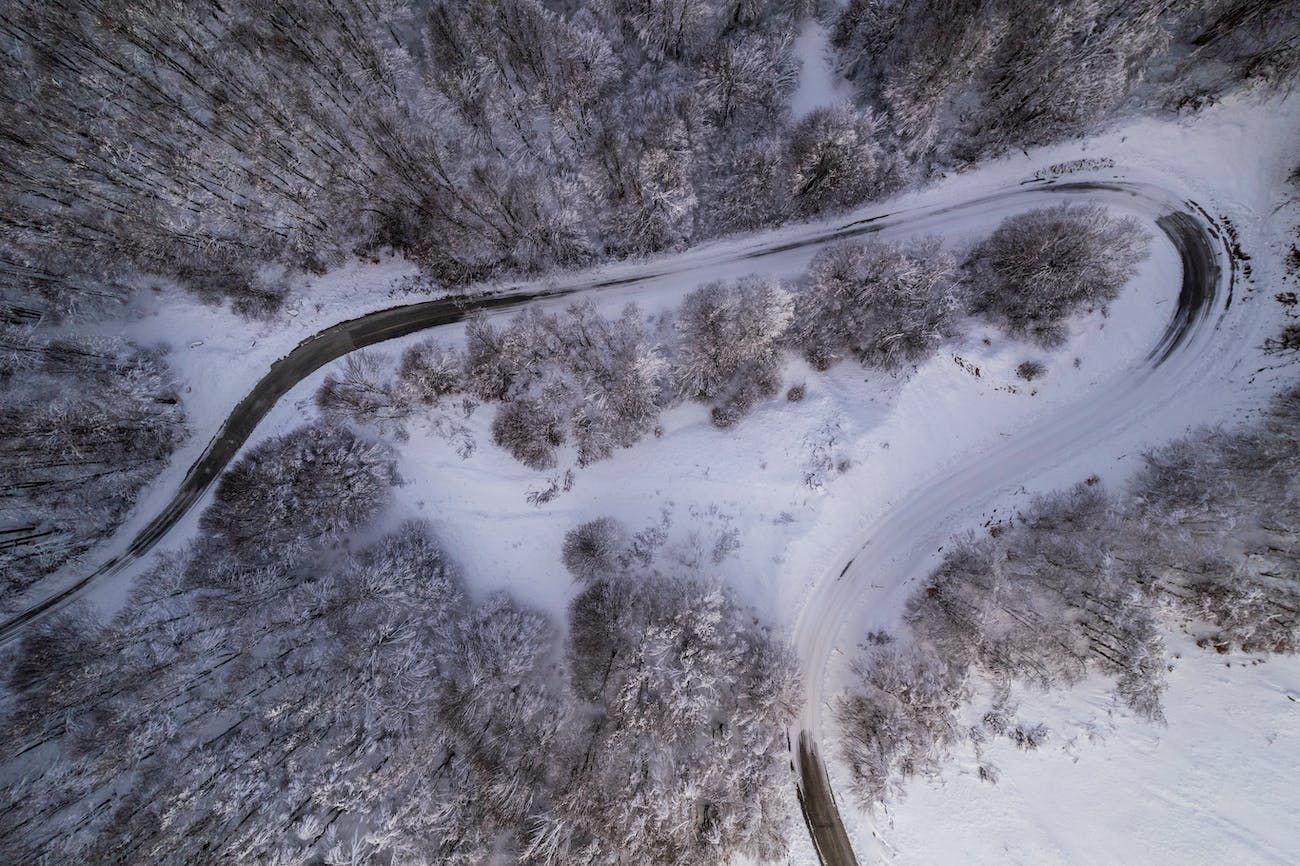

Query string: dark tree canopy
199 422 395 571
0 330 186 608
966 203 1150 346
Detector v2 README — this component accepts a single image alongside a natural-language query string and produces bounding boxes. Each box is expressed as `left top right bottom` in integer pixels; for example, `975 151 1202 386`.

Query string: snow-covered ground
790 20 853 119
70 89 1300 865
873 632 1300 865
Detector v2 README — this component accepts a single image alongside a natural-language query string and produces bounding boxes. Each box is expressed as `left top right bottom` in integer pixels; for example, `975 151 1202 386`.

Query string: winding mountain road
790 200 1232 864
0 174 1238 865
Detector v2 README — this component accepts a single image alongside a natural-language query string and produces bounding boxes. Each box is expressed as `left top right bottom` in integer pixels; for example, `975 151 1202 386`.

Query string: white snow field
66 89 1300 865
790 21 853 120
872 631 1300 865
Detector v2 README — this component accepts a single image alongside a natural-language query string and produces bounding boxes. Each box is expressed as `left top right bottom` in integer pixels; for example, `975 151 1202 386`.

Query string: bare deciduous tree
795 238 964 370
966 203 1150 347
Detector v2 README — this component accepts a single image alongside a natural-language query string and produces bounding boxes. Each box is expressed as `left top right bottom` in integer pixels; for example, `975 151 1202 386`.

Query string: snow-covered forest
0 430 797 864
2 0 1295 321
2 0 1299 864
830 0 1300 164
0 330 185 610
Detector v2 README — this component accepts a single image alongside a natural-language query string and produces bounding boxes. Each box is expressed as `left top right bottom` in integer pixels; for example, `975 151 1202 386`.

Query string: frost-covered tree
0 330 186 607
320 301 667 472
3 0 1291 329
397 339 464 406
832 0 1007 161
1129 383 1300 654
673 277 793 426
697 136 794 235
0 506 808 862
837 482 1163 808
979 3 1166 153
561 303 669 464
198 423 395 573
910 481 1168 707
468 302 669 467
561 516 630 582
316 352 410 432
794 238 964 370
697 32 798 128
492 396 569 470
0 0 444 312
602 105 701 256
837 637 966 805
786 105 891 216
317 341 465 431
314 338 477 459
966 203 1150 346
553 516 802 864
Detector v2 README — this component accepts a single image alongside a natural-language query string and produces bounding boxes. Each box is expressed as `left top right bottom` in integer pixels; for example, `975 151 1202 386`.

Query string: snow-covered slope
873 632 1300 865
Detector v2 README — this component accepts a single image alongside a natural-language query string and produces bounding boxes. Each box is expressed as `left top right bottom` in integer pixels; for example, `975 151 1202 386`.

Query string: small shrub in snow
561 517 628 582
1009 722 1050 751
1016 360 1046 381
981 703 1013 736
228 280 288 319
709 363 782 428
1265 322 1300 353
711 526 742 564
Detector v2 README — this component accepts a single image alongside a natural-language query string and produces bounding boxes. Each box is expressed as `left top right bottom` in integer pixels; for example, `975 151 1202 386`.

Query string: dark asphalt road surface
797 732 860 866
